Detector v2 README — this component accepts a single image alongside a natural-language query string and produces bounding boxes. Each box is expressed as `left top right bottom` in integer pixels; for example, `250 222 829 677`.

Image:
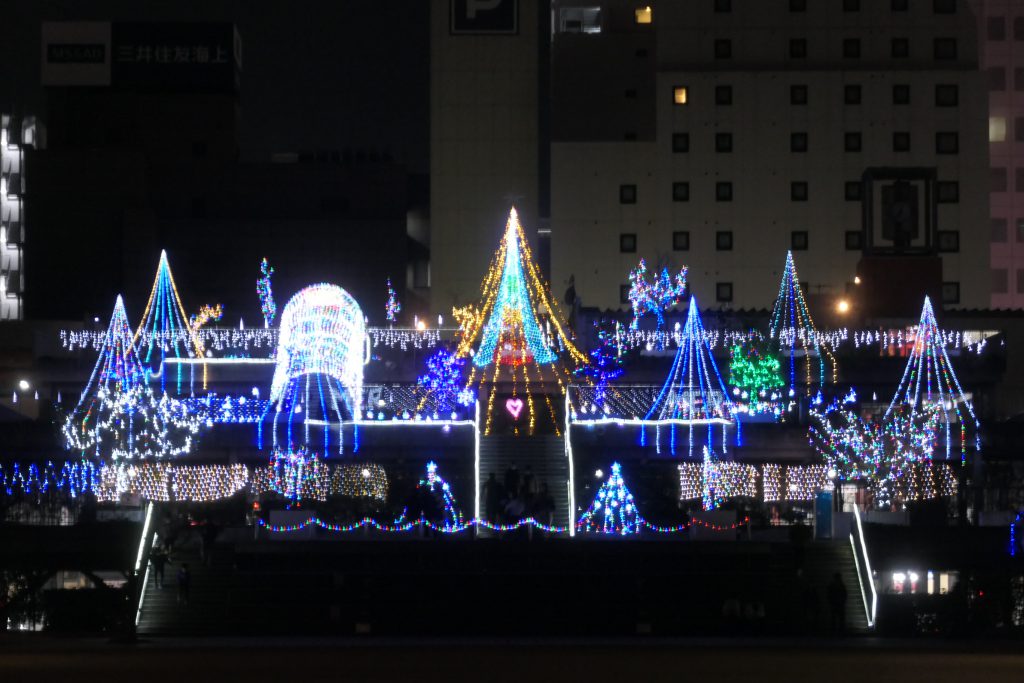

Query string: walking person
177 563 191 606
150 546 168 589
826 572 848 634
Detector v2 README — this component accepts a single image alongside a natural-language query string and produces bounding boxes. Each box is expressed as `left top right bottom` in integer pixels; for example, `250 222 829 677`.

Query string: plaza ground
1 636 1023 682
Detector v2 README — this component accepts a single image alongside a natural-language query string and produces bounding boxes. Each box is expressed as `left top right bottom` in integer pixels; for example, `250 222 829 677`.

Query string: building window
635 48 648 58
624 88 637 99
936 181 959 203
933 38 957 60
844 84 861 105
1018 270 1024 294
634 6 653 24
715 85 733 105
992 168 1008 192
891 38 909 58
716 182 733 202
993 269 1009 295
991 117 1007 143
1016 17 1024 41
989 67 1006 92
1017 218 1024 243
933 0 955 13
620 184 637 203
845 181 863 201
892 0 908 10
941 282 960 305
791 231 809 251
893 132 911 152
846 231 863 250
673 230 690 251
843 39 861 59
790 39 807 59
791 182 809 201
714 0 732 11
716 282 734 303
716 132 733 152
716 231 733 251
672 182 690 201
624 132 637 140
1015 168 1024 192
672 133 690 153
937 231 959 253
790 0 806 11
992 218 1008 243
893 84 910 104
673 86 688 105
791 85 808 105
791 132 808 153
715 39 732 60
936 132 958 154
1015 117 1024 143
844 132 862 152
620 233 637 253
937 83 958 105
844 0 860 10
1016 68 1024 91
988 17 1007 41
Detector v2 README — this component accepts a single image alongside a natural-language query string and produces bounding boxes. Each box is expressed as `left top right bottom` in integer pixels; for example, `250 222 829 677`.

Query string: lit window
673 86 688 105
990 117 1007 142
635 6 652 24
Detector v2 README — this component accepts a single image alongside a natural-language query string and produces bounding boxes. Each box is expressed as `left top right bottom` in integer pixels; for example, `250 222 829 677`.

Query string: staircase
478 435 570 528
801 541 872 633
137 544 239 635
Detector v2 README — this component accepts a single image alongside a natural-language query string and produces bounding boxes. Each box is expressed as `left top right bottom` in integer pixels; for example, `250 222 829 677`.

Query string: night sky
0 1 429 172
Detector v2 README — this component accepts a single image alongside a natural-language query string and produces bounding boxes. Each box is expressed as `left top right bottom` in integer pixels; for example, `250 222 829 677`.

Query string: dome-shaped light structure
267 284 367 454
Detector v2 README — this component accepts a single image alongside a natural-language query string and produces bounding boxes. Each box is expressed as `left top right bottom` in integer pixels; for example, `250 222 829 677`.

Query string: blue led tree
576 462 640 535
257 258 276 328
417 461 463 529
385 277 401 324
645 297 738 456
135 250 203 391
573 320 624 405
768 251 836 398
416 348 466 414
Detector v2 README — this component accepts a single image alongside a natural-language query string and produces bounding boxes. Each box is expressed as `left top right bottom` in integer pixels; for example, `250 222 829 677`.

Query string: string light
626 258 688 329
385 277 401 323
768 251 838 396
644 297 738 457
728 342 786 417
257 258 276 328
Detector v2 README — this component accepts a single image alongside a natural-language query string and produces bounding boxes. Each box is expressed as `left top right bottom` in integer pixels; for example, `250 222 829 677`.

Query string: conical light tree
885 296 980 463
135 250 204 390
577 462 640 535
645 297 738 456
64 296 203 460
768 251 837 397
453 208 588 434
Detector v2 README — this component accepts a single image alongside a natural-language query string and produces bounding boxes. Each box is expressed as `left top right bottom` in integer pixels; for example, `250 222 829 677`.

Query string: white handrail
849 505 877 628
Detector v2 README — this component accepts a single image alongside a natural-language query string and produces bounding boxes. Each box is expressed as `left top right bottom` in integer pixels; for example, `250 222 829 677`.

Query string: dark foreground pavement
1 636 1022 682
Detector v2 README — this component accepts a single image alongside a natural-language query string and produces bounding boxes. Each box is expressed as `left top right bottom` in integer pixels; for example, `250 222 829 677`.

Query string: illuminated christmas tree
645 298 738 456
576 462 640 535
885 296 980 463
135 250 204 391
417 461 463 529
768 251 836 397
416 348 466 414
454 208 588 434
64 296 203 460
573 320 624 406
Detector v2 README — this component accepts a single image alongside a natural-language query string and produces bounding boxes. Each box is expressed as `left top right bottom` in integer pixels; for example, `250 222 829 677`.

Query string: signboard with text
42 22 241 92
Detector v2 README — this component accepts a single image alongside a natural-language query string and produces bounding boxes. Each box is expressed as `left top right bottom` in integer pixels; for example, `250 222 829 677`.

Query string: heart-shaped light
505 397 524 420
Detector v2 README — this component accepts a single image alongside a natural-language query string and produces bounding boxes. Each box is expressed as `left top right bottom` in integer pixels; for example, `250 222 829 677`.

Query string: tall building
548 0 988 314
429 0 546 312
0 114 36 321
971 0 1024 308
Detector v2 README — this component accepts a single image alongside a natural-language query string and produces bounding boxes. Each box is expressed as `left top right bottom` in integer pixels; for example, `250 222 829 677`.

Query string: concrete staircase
477 434 570 528
800 542 872 633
